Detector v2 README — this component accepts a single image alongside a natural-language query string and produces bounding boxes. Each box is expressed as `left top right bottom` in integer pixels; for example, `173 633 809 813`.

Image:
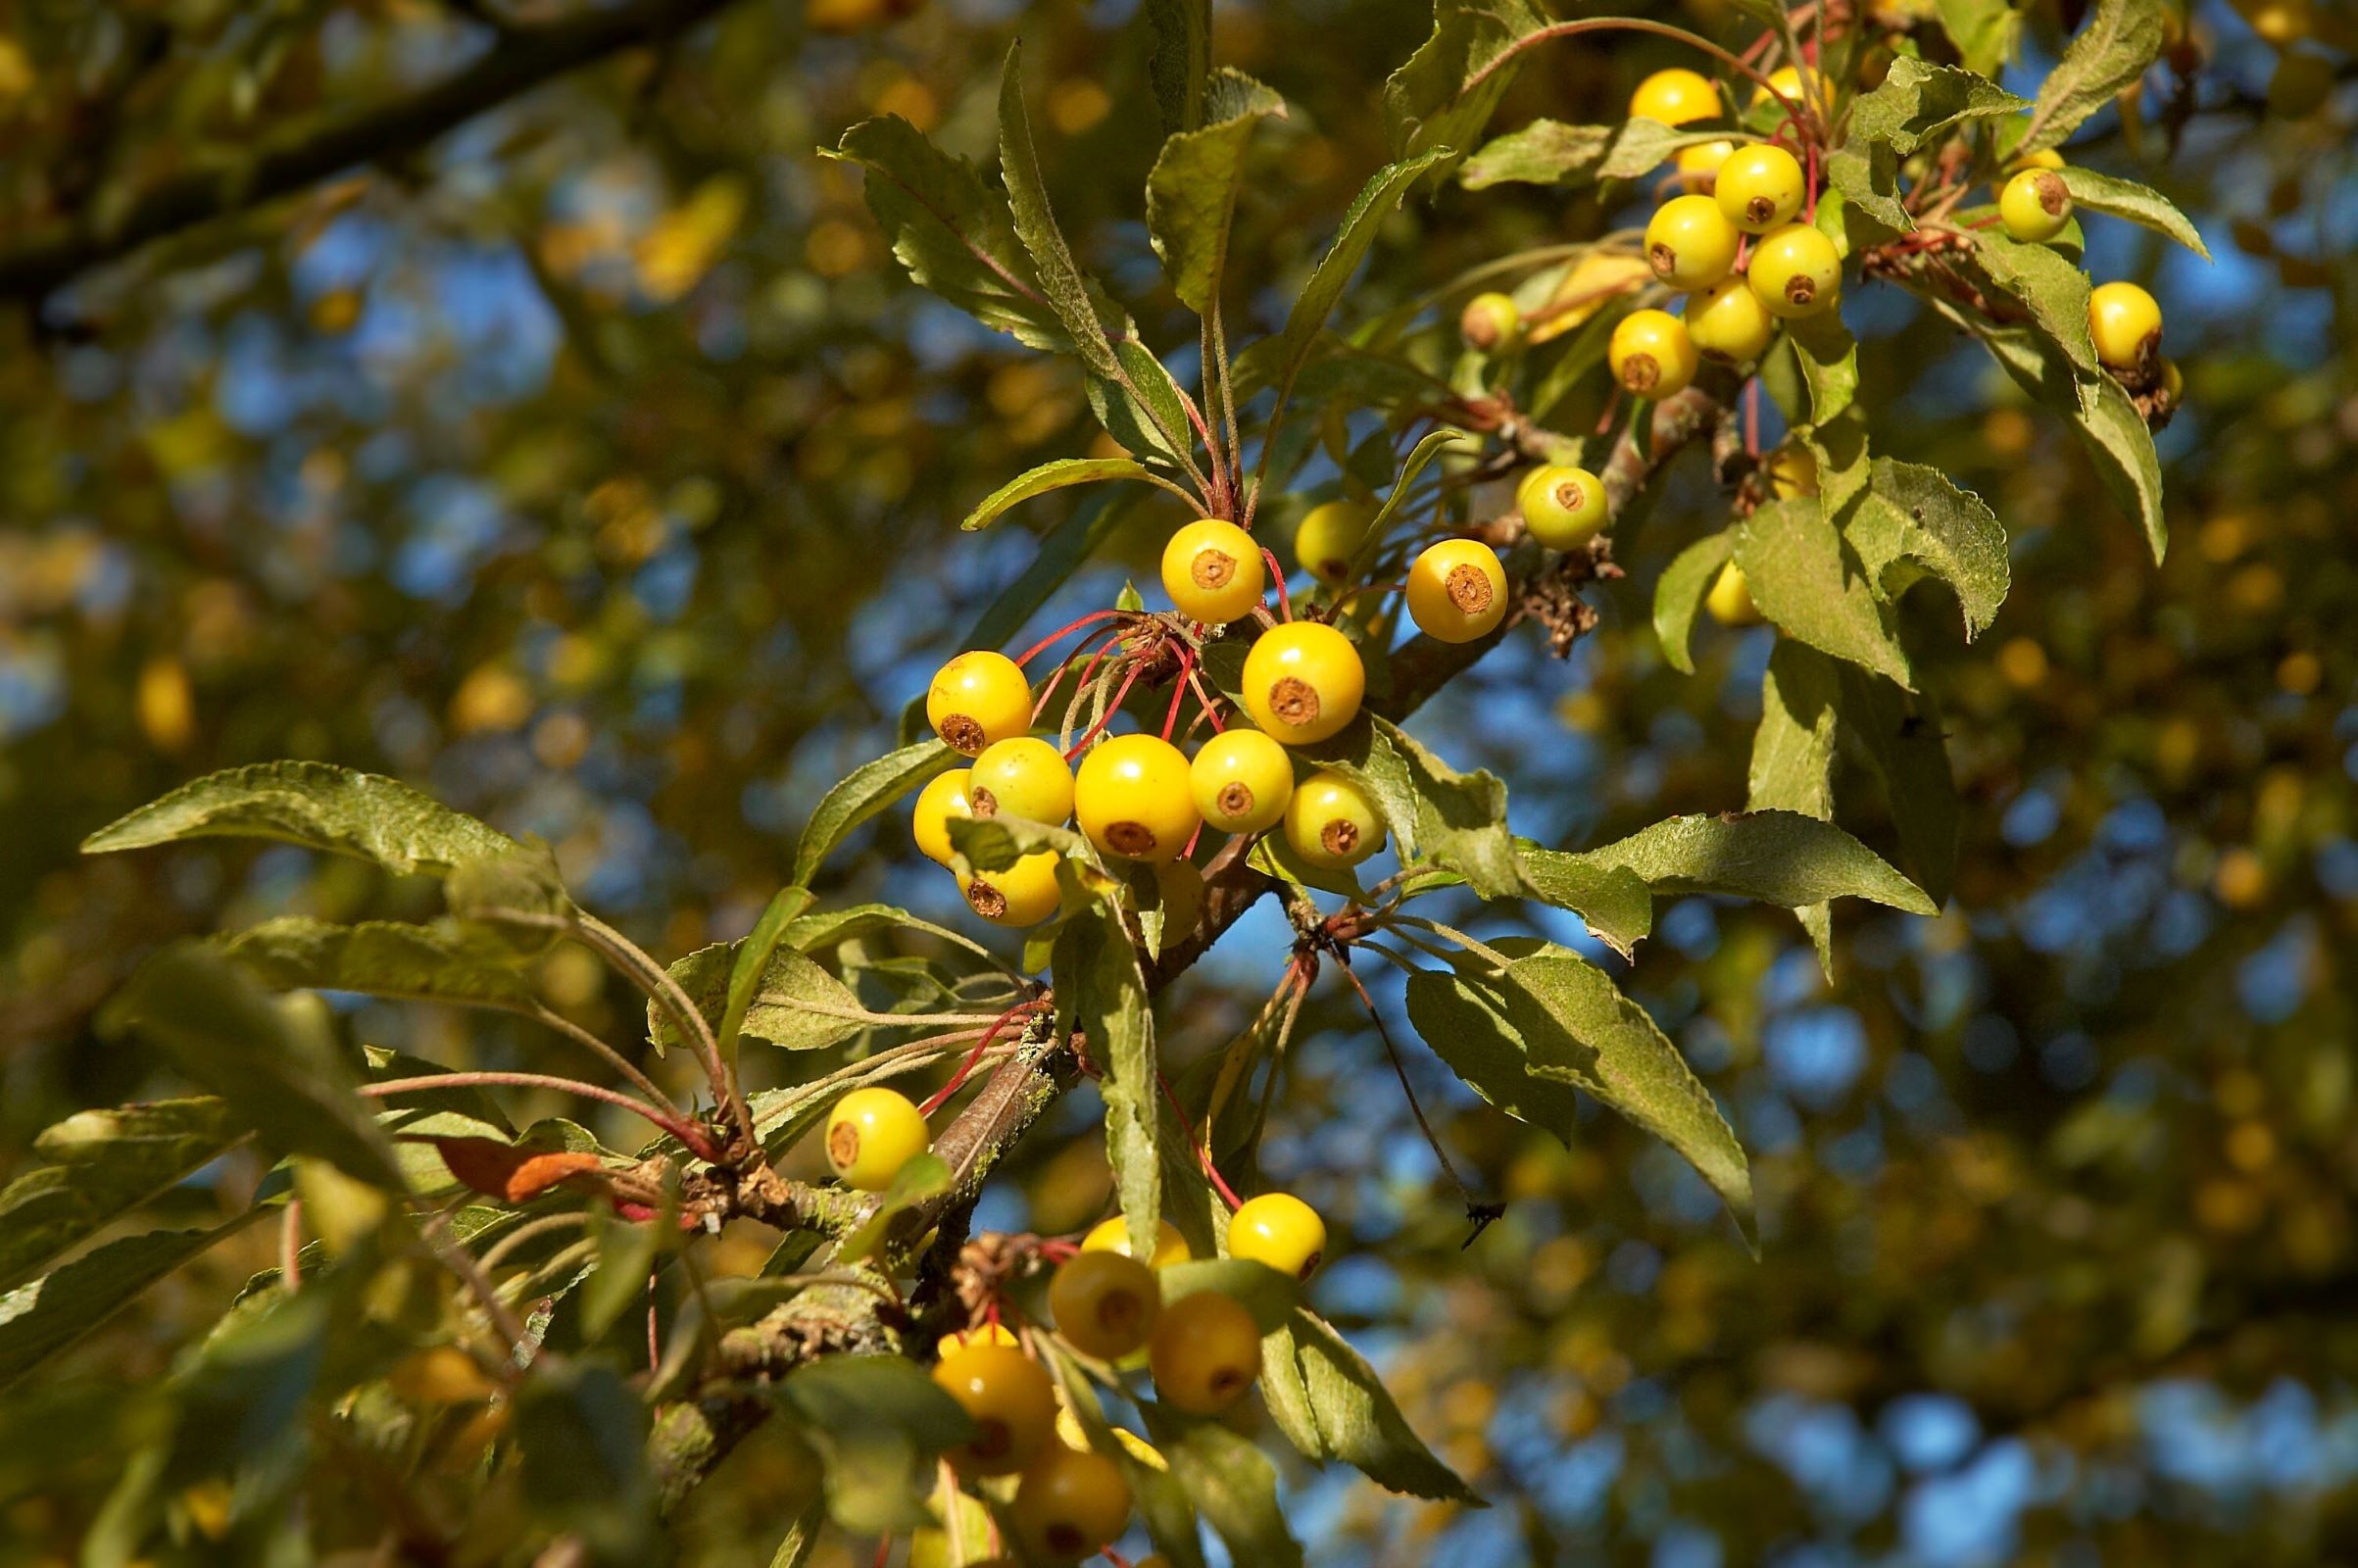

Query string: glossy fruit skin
1012 1446 1132 1563
1405 539 1507 644
1460 291 1520 351
911 768 974 866
1767 446 1818 499
1160 518 1266 624
936 1322 1021 1360
2088 280 2163 373
1154 858 1205 943
1082 1215 1192 1268
1752 64 1820 111
1049 1250 1162 1359
1645 194 1741 289
927 651 1033 756
1686 276 1777 365
1746 222 1842 319
2000 168 2073 242
1293 500 1371 584
932 1342 1058 1476
826 1088 929 1192
1608 309 1700 398
1190 728 1295 834
1516 464 1609 550
1074 733 1200 863
1150 1291 1263 1415
1706 562 1761 626
1241 621 1363 745
958 850 1064 927
2007 147 2066 174
2157 357 2185 409
1676 139 1735 178
1716 144 1805 233
1630 67 1718 126
1284 772 1386 869
967 736 1074 825
1226 1192 1327 1281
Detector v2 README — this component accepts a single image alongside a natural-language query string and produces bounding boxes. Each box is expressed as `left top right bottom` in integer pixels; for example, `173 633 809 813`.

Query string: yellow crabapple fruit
911 768 974 866
1746 222 1842 318
1516 464 1609 550
1241 621 1363 745
1190 727 1295 835
1284 772 1386 869
1149 1291 1263 1415
1160 518 1266 624
1405 539 1508 644
1225 1192 1328 1281
958 850 1064 926
928 651 1032 756
932 1342 1058 1475
1293 499 1372 584
1048 1250 1161 1359
1074 733 1200 863
2000 168 2073 242
1646 194 1742 289
967 736 1074 825
1686 276 1777 365
1609 309 1699 398
1716 144 1806 233
1083 1214 1192 1268
825 1088 929 1192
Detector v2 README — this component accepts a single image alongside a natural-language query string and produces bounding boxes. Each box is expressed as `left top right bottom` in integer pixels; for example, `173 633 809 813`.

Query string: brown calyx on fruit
1619 352 1661 393
1208 1365 1248 1400
1046 1525 1086 1557
1190 549 1238 591
826 1120 860 1169
1105 821 1157 857
1445 564 1494 615
1647 242 1678 278
1268 676 1320 728
1746 195 1777 226
1096 1290 1148 1336
1320 818 1360 858
940 713 987 755
1554 480 1590 513
1216 781 1256 819
2033 171 2068 216
1784 274 1818 308
964 878 1007 919
968 1418 1012 1463
1297 1250 1322 1281
969 785 1000 817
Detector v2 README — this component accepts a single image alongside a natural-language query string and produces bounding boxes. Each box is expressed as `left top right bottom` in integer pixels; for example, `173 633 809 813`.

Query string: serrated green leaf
1734 498 1914 689
1969 227 2098 373
80 760 515 876
1824 140 1912 235
2074 368 2169 563
220 915 541 1009
960 457 1163 532
1382 0 1548 169
945 813 1094 873
1 1216 266 1391
0 1099 245 1294
1292 714 1524 897
1656 530 1736 677
1405 939 1751 1227
658 940 866 1054
1789 310 1860 426
2020 0 2164 156
1147 71 1286 314
1161 1418 1304 1566
999 43 1128 379
792 738 958 888
1158 1259 1299 1334
1053 905 1158 1263
766 1503 825 1568
1142 0 1212 133
1514 844 1654 959
825 117 1066 353
1847 458 2010 638
718 886 815 1066
1267 1306 1480 1501
579 1214 665 1341
1938 0 2021 75
2055 166 2209 260
1564 809 1937 914
1748 640 1842 974
1459 119 1737 190
1835 662 1961 908
1269 149 1451 414
1848 59 2030 154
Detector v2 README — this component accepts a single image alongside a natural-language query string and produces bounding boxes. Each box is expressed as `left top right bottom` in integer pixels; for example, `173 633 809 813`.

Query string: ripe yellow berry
1149 1291 1263 1415
1405 539 1507 644
911 768 974 866
1746 222 1842 318
928 651 1033 756
1630 67 1719 126
1609 309 1700 398
1716 144 1806 233
2000 168 2073 243
1677 139 1736 178
1160 518 1266 624
2157 357 2185 409
1460 291 1520 352
1686 276 1777 365
1705 562 1761 626
967 736 1074 826
932 1342 1058 1476
1074 733 1200 863
1154 858 1204 943
1646 194 1741 289
1082 1214 1192 1268
2007 147 2066 174
1767 446 1818 499
825 1087 930 1192
958 850 1064 926
2088 280 2162 373
1190 728 1295 835
1751 64 1822 112
1012 1446 1132 1563
1048 1250 1162 1359
1241 621 1364 745
1226 1192 1327 1281
1516 464 1609 550
936 1322 1021 1360
1284 772 1386 869
1293 500 1371 584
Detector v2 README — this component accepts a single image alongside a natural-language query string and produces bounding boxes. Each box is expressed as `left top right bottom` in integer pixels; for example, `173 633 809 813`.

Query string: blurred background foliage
2 0 2356 1563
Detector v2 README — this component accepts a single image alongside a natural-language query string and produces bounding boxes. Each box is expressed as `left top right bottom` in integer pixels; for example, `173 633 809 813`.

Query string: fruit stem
918 1000 1043 1116
1160 645 1195 742
1335 962 1480 1208
1464 18 1812 142
1039 623 1127 728
1064 658 1148 760
1014 610 1130 669
1182 658 1228 735
1260 547 1294 622
1155 1069 1244 1210
365 1072 717 1158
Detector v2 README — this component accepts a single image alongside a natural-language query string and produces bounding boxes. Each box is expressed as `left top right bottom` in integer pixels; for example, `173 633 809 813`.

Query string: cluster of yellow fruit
909 1202 1323 1561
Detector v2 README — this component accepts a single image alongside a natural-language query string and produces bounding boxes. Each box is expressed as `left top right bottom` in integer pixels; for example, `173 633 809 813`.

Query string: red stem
1261 548 1293 623
1160 647 1195 742
1803 137 1821 223
366 1072 712 1156
1015 610 1128 670
1183 660 1228 734
917 1003 1040 1116
1156 1069 1243 1210
1065 659 1149 760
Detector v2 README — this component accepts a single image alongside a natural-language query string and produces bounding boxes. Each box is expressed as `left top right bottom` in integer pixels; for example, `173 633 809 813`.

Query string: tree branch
0 0 745 304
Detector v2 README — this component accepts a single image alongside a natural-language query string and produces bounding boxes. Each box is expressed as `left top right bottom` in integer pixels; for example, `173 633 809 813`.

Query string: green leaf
1 1216 265 1391
1088 339 1201 477
105 944 409 1191
1835 662 1962 909
0 1099 245 1293
1968 227 2099 373
1788 310 1860 426
1294 715 1525 898
2074 368 2170 563
1937 0 2022 75
1734 498 1914 690
1563 810 1937 914
718 886 815 1065
961 456 1162 532
220 916 541 1009
658 940 866 1054
1846 458 2011 639
1382 0 1548 168
1270 149 1452 411
514 1358 657 1561
1053 904 1159 1263
1654 529 1735 676
825 117 1065 353
1161 1418 1305 1567
792 738 958 888
1342 427 1476 586
1404 940 1752 1227
766 1503 826 1568
998 42 1127 380
836 1152 954 1263
945 813 1096 873
777 1354 974 1534
1142 0 1212 133
1147 70 1286 314
364 1045 516 1137
1846 59 2030 154
1823 141 1911 235
2019 0 2165 155
1515 845 1654 960
1747 641 1842 974
1459 119 1737 190
1266 1306 1479 1501
1157 1259 1300 1334
2055 166 2209 260
80 760 515 876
